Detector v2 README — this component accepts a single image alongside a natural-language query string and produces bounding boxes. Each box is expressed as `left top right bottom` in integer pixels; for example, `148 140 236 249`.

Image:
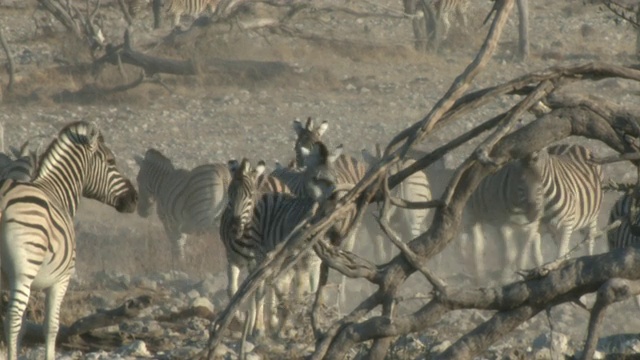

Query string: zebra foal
0 121 138 360
221 155 334 336
135 148 231 263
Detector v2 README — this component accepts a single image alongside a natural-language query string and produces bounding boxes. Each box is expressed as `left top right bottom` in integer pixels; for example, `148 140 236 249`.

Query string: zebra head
79 126 138 213
302 142 343 202
293 117 328 168
35 121 137 215
134 148 175 218
516 150 547 223
226 158 264 239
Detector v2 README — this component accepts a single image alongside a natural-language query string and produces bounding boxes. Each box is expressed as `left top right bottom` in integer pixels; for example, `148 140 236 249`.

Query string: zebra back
608 191 640 249
527 144 603 231
135 148 230 231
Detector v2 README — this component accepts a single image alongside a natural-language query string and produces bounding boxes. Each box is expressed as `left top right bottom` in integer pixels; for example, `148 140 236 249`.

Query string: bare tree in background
601 0 640 59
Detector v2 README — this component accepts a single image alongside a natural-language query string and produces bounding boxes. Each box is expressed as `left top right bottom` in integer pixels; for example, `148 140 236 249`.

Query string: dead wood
17 295 152 349
52 72 147 103
0 27 15 94
581 278 640 359
95 30 197 76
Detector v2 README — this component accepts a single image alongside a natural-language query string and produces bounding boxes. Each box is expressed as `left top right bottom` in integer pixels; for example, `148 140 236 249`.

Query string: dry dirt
1 0 640 359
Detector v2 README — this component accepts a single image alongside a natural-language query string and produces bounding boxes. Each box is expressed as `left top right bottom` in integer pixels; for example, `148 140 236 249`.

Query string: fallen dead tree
192 0 640 359
14 295 153 350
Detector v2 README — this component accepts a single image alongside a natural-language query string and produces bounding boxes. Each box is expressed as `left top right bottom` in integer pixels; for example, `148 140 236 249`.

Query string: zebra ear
255 160 266 177
305 117 314 131
293 118 304 136
82 122 102 152
239 158 251 176
317 121 329 137
227 159 239 173
361 147 377 165
134 155 144 167
328 144 343 164
9 145 20 159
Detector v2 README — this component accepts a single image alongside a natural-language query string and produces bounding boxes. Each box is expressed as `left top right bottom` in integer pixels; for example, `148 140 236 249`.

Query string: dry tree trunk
0 26 14 95
516 0 529 60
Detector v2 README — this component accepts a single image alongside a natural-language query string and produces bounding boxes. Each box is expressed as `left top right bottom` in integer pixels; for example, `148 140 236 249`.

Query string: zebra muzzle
115 189 138 213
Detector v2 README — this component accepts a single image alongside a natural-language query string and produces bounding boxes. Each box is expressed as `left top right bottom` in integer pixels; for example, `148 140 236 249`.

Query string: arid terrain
1 0 640 359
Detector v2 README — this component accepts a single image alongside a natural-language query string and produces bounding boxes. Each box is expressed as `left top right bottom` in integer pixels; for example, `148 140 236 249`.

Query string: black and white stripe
0 121 138 360
135 148 231 262
467 144 603 281
0 140 39 182
430 0 470 48
607 190 640 250
361 146 432 261
220 154 337 336
166 0 220 27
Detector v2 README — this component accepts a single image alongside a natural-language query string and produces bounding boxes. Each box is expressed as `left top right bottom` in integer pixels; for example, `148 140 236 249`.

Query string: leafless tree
600 0 640 59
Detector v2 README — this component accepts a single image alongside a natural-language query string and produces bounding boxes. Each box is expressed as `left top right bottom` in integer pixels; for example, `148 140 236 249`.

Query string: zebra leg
227 261 241 300
555 226 574 260
5 282 32 360
44 277 71 360
311 260 330 339
586 222 598 256
177 233 188 261
252 282 267 338
518 224 543 270
498 225 517 282
271 271 294 333
471 221 487 283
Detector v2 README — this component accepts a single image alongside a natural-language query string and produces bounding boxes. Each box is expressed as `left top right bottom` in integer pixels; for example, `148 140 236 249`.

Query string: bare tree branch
0 27 15 94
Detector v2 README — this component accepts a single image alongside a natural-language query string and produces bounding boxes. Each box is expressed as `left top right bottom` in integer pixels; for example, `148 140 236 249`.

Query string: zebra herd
2 119 640 357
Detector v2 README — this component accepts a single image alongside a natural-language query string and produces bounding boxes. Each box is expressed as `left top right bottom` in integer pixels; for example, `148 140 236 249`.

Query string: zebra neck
33 141 87 216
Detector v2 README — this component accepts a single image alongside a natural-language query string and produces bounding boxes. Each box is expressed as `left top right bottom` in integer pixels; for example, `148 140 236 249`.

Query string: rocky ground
1 0 640 359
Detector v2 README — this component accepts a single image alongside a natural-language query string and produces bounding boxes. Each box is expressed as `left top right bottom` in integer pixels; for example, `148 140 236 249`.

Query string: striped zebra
134 148 231 263
361 145 432 262
293 117 367 185
607 189 640 307
430 0 470 49
221 158 292 301
221 151 339 336
166 0 221 27
467 144 603 282
0 121 138 360
0 140 39 182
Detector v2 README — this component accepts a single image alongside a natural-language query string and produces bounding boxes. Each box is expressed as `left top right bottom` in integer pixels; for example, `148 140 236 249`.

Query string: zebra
0 140 40 182
166 0 221 28
221 149 340 336
433 0 470 39
467 144 603 283
361 144 432 262
134 148 231 263
607 188 640 308
293 117 367 186
0 121 138 360
221 158 292 302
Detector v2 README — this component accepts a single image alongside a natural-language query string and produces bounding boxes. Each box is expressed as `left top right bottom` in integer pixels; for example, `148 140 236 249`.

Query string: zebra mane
37 121 101 175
